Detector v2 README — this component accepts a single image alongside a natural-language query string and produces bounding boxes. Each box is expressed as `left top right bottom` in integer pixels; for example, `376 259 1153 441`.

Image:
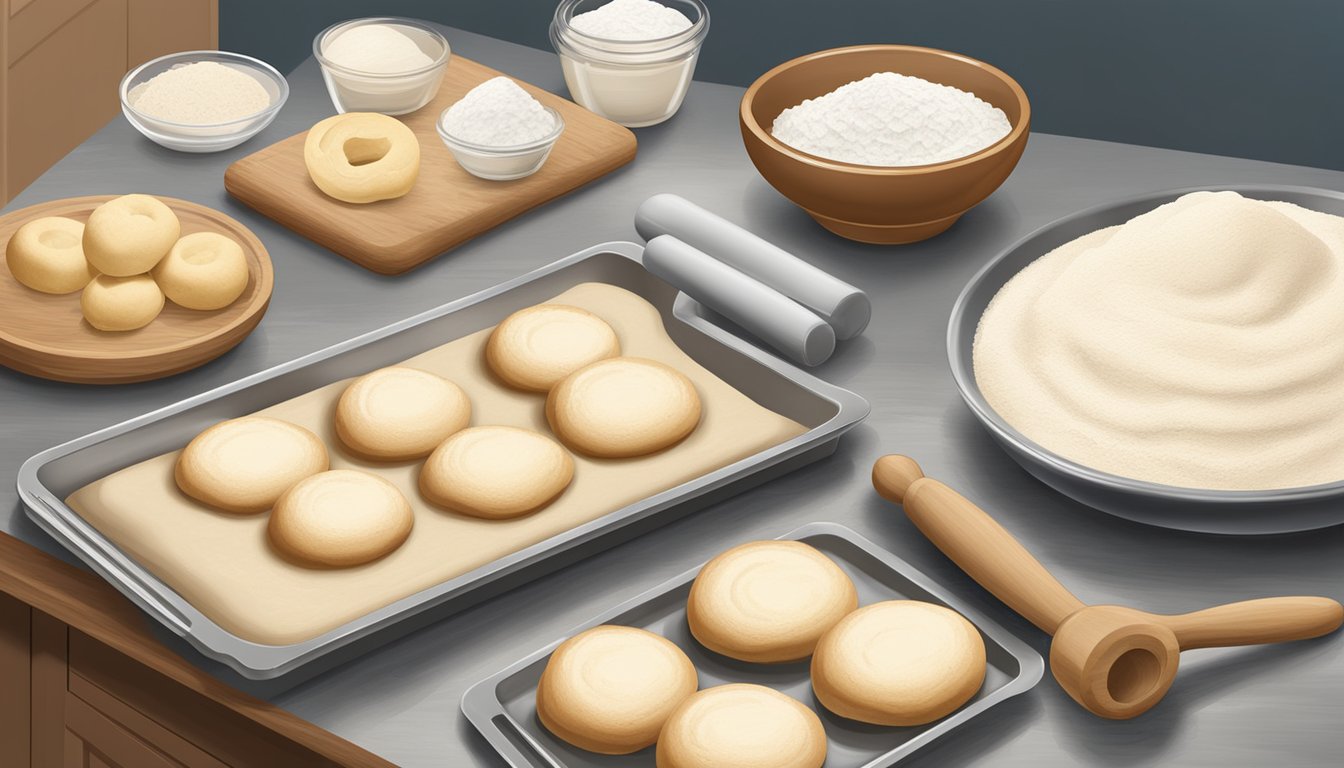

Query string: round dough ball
153 231 249 310
656 684 826 768
175 416 330 514
5 216 97 294
486 304 620 392
304 112 420 204
811 600 987 726
269 470 413 567
547 357 701 458
82 194 180 276
688 540 857 663
537 625 698 754
335 367 471 460
80 274 164 331
419 426 573 518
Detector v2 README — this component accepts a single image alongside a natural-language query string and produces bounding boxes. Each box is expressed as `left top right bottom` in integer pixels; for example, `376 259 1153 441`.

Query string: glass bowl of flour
437 77 566 181
314 17 451 115
121 51 289 153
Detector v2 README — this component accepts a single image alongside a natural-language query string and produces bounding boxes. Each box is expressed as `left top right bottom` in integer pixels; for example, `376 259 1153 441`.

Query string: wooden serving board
224 56 638 275
0 196 273 384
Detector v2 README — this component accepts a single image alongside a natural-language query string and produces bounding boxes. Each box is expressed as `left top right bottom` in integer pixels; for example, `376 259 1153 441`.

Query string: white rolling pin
642 235 836 367
635 193 871 340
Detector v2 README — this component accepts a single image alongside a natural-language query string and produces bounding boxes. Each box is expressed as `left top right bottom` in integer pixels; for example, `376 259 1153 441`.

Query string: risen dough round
269 470 414 567
419 426 573 518
5 216 97 294
656 684 826 768
335 366 471 460
80 274 164 331
304 112 420 204
687 540 857 663
82 194 180 276
546 357 701 458
811 600 986 726
536 625 698 755
486 304 621 392
175 416 330 514
153 231 249 310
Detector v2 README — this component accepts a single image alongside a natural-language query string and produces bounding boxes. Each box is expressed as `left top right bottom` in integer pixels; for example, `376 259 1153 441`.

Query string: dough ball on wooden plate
5 216 97 294
80 274 164 331
174 416 329 514
546 357 701 458
419 426 573 518
687 540 857 663
269 470 413 567
82 194 180 276
811 600 986 726
486 304 620 392
656 684 826 768
537 625 698 755
335 366 471 460
153 231 249 310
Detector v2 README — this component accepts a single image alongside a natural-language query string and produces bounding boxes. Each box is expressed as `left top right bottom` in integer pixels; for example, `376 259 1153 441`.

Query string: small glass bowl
314 17 451 115
436 107 566 181
120 51 288 153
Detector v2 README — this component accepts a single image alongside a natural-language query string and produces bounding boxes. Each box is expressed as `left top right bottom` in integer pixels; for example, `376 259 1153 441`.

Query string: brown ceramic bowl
740 45 1031 244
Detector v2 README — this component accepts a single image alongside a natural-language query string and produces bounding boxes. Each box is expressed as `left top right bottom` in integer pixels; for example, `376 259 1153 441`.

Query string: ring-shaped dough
269 470 414 568
304 112 420 204
547 357 701 458
175 416 330 514
153 231 249 310
80 274 164 331
419 426 573 519
335 366 471 460
486 304 621 392
6 216 97 294
82 194 180 276
655 684 827 768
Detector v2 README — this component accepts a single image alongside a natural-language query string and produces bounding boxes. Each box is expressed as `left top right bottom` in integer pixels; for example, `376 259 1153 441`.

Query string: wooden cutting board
224 55 637 275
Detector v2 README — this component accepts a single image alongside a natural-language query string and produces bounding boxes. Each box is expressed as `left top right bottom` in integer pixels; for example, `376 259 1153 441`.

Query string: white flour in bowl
771 72 1010 166
442 77 557 146
130 61 270 124
323 23 434 73
570 0 692 40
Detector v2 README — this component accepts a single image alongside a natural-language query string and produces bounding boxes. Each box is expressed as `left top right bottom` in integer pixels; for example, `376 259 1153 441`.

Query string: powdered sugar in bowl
437 77 566 181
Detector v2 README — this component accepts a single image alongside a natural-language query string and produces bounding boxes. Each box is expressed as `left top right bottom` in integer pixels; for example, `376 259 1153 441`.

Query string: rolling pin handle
1160 596 1344 650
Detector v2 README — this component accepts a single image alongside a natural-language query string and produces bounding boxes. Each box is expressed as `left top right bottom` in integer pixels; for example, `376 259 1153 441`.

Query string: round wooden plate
0 195 274 384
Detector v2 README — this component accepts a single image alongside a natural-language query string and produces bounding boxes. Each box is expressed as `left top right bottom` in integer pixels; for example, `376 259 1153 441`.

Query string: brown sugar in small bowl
740 45 1031 244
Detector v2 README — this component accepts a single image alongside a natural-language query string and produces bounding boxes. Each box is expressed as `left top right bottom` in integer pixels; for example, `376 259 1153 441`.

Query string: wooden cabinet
0 0 218 205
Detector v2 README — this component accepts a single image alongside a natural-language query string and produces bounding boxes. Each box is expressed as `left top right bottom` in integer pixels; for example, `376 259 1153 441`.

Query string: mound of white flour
442 77 557 146
569 0 692 40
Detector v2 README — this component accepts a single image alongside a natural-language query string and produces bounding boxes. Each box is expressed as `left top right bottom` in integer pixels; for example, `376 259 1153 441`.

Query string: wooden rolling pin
872 454 1344 719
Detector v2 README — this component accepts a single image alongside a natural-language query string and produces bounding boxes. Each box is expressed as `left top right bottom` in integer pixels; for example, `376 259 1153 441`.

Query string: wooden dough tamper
872 455 1343 719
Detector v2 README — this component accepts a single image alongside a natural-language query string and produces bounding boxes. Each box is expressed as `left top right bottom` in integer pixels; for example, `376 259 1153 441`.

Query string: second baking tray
17 241 868 679
462 522 1044 768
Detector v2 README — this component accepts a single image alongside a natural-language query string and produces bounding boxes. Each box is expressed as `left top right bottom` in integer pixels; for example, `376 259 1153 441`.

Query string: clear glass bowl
550 0 710 127
436 106 566 181
314 18 451 116
120 51 288 153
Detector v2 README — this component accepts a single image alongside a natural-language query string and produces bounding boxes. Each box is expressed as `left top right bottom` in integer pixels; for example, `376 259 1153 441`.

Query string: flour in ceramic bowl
441 77 558 146
569 0 692 40
771 72 1011 167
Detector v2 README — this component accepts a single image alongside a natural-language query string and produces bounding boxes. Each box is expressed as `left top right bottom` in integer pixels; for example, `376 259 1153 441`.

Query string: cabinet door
63 696 183 768
128 0 218 67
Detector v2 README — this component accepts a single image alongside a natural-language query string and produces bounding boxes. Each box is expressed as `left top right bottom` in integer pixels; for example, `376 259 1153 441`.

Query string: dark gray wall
221 0 1344 171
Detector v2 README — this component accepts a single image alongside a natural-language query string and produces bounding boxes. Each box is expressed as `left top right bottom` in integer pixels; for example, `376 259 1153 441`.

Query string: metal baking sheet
462 522 1044 768
17 241 868 679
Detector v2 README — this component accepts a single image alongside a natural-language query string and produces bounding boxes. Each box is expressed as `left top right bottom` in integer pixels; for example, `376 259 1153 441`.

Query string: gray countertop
4 25 1341 768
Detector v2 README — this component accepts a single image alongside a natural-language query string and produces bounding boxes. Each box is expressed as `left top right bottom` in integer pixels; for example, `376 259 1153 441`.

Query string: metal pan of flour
948 184 1344 535
462 522 1044 768
17 241 868 679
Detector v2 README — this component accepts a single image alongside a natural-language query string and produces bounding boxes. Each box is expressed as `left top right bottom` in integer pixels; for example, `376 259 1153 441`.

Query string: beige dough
486 304 621 392
811 600 986 726
80 274 164 332
656 684 826 768
335 366 471 460
547 357 701 458
82 194 180 276
419 426 573 518
5 216 97 294
687 540 857 663
537 625 698 755
269 470 413 568
153 231 249 310
175 416 330 514
304 112 420 204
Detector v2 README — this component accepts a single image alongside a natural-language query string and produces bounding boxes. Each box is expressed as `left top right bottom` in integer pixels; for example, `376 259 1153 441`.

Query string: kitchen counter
3 24 1341 768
